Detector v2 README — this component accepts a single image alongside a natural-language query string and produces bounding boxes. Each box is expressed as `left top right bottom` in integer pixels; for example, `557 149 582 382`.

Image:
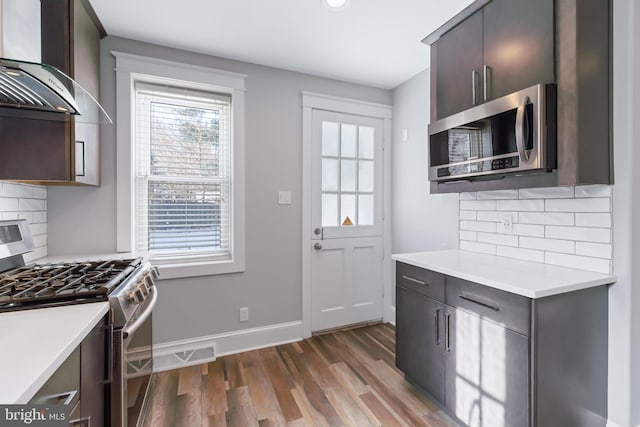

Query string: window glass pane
322 158 339 192
341 194 356 227
322 194 338 227
359 126 375 159
322 122 339 157
341 124 357 158
358 194 374 226
358 160 374 192
150 102 222 178
148 181 224 253
341 160 356 192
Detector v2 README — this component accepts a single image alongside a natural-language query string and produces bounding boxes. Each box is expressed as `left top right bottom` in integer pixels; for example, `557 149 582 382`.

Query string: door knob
314 243 322 250
314 227 322 235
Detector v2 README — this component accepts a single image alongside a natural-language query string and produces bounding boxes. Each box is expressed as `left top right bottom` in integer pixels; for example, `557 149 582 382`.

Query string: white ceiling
87 0 473 89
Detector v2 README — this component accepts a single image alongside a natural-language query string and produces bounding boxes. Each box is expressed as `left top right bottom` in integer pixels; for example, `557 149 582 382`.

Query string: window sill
152 257 245 280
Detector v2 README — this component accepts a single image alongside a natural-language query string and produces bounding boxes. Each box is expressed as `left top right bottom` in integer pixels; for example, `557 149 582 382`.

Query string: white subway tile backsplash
477 232 519 247
575 213 611 228
496 246 545 263
544 252 611 274
459 185 612 274
512 224 545 237
546 226 611 243
575 242 612 259
477 211 519 223
18 198 46 212
519 187 574 199
575 185 612 198
459 210 477 221
460 230 477 241
460 200 497 211
0 197 19 211
460 240 497 255
477 190 519 200
497 199 544 212
518 212 574 226
545 198 610 213
0 183 47 262
460 220 497 233
520 236 575 254
460 192 478 200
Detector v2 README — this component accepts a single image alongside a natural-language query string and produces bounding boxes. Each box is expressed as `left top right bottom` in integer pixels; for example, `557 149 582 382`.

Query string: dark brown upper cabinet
424 0 612 192
0 0 105 185
429 0 554 121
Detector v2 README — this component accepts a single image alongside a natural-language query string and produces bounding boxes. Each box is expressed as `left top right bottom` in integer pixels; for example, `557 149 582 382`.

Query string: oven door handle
122 286 157 340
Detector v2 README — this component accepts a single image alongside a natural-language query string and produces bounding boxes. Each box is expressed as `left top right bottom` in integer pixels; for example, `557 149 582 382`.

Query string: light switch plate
278 191 292 205
402 128 409 142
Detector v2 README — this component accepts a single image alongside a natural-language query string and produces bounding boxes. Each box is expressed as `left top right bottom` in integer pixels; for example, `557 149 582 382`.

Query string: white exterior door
310 109 384 332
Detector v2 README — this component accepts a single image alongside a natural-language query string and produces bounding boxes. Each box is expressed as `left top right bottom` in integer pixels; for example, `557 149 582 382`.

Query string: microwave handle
515 95 533 165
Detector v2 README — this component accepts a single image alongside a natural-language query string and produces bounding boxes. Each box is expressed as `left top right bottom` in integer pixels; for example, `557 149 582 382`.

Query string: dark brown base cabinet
395 262 608 427
30 316 108 427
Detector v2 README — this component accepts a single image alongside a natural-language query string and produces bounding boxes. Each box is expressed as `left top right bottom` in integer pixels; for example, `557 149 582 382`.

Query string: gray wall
47 36 391 344
391 69 458 254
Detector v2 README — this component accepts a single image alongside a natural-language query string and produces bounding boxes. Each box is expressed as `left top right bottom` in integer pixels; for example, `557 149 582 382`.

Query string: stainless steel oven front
110 268 157 427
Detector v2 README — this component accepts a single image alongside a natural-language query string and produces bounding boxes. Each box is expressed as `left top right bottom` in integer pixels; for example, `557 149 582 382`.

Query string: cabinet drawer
30 347 80 410
396 262 445 302
445 276 531 336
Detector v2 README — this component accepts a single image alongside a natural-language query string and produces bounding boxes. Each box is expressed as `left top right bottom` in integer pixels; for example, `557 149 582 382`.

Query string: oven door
112 287 157 427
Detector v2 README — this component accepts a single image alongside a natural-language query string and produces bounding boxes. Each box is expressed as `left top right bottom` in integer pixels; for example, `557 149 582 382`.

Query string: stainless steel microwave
428 84 556 183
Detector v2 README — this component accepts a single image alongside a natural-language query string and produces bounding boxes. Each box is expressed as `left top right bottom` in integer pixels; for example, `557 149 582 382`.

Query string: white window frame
113 51 246 279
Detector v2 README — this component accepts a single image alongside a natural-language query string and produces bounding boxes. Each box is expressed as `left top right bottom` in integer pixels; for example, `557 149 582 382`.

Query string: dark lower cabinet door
395 286 445 402
80 316 107 427
434 9 484 119
482 0 554 101
445 306 529 427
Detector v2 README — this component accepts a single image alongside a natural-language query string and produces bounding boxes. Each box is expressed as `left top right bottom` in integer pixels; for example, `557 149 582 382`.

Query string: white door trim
301 92 392 338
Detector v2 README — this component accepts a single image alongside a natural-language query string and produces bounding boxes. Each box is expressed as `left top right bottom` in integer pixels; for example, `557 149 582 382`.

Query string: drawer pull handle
445 313 452 352
37 389 77 406
459 293 501 312
70 416 91 427
401 275 430 286
435 308 441 345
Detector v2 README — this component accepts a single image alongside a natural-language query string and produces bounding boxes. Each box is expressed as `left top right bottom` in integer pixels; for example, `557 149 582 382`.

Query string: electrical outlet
239 307 249 322
501 215 513 234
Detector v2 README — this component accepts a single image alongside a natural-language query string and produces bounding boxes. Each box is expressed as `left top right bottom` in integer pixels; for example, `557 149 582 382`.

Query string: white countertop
392 249 616 298
0 302 109 404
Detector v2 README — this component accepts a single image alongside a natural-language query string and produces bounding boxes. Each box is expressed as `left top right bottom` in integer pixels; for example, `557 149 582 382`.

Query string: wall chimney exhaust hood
0 58 111 123
0 0 111 124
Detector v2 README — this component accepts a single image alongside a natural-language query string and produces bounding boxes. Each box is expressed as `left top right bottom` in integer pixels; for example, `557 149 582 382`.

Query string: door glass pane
322 194 338 227
359 194 374 226
358 160 374 192
359 126 375 159
341 160 356 192
341 124 357 158
322 158 338 192
322 122 339 156
341 194 356 226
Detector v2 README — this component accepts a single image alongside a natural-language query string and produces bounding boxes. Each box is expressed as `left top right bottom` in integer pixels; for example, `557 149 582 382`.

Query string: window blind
134 82 232 260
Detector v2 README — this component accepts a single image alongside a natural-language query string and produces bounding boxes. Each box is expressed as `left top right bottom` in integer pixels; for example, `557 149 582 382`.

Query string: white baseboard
152 320 304 373
383 303 396 325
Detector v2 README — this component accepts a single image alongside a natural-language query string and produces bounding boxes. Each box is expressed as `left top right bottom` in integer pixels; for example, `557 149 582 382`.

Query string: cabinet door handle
434 308 441 345
472 70 480 105
445 313 452 352
483 65 492 101
401 275 430 286
459 293 501 312
105 324 114 383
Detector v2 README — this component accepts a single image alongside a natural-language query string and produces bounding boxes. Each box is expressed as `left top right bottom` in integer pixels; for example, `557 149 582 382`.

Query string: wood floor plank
359 391 405 427
259 347 302 422
226 386 259 427
238 350 288 426
141 323 459 427
206 360 229 415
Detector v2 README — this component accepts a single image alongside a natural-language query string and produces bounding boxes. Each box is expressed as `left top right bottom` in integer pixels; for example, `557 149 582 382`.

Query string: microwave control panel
436 156 520 178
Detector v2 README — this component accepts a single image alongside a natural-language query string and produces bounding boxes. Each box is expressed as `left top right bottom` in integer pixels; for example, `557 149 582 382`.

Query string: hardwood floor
141 323 459 427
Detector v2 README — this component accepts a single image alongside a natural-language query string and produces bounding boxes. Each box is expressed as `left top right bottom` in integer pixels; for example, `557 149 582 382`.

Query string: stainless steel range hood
0 58 112 124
